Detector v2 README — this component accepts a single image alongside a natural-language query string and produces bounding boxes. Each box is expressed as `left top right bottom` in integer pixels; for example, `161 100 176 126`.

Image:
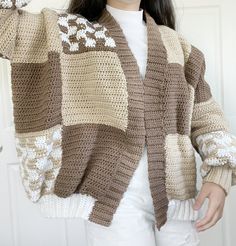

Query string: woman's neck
105 4 144 26
106 0 141 11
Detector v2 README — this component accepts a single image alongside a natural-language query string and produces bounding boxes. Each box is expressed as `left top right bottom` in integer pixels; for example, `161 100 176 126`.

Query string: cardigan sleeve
0 0 32 60
181 37 236 196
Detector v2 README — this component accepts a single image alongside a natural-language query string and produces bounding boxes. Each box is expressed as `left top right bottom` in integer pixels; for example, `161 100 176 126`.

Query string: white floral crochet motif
15 0 31 8
57 13 116 53
15 126 62 202
0 0 13 8
195 130 236 177
0 0 31 8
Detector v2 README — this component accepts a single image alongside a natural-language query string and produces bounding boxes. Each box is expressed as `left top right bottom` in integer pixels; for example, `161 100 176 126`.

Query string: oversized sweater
1 0 236 231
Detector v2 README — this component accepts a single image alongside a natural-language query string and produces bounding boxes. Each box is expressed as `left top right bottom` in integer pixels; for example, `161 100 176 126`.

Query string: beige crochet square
61 51 128 131
12 10 48 63
165 133 197 200
159 26 190 66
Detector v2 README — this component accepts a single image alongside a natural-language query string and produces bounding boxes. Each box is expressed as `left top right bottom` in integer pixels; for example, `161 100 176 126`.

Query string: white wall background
0 0 236 245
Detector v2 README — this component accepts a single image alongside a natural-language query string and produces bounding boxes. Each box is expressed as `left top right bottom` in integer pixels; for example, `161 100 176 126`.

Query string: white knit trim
38 195 202 222
167 198 201 221
37 194 97 220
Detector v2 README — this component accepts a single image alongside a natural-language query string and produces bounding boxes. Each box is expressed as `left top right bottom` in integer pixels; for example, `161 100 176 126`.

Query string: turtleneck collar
105 4 144 26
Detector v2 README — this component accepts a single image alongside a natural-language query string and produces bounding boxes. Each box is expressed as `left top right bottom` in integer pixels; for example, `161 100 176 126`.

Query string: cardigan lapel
97 7 167 83
97 8 169 230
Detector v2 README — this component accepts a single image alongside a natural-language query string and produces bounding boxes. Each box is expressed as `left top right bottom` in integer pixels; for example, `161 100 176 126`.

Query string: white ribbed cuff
37 193 97 220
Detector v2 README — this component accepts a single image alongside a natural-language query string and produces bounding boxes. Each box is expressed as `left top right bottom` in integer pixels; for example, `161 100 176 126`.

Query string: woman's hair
67 0 176 30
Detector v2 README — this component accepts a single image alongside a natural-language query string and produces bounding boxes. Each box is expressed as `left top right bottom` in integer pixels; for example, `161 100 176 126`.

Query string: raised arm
0 0 32 60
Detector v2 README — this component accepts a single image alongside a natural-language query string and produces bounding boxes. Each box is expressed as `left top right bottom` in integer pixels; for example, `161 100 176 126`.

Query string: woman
1 0 236 245
69 1 230 245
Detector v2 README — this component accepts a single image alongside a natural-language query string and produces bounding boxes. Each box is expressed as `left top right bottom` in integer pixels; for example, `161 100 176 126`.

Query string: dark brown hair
67 0 176 30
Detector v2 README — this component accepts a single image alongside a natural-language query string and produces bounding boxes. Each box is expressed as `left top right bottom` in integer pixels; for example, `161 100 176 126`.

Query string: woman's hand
193 182 226 232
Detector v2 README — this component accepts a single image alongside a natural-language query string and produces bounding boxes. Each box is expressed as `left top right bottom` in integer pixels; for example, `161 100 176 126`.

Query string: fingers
196 207 223 232
195 200 217 229
195 193 224 232
193 188 208 210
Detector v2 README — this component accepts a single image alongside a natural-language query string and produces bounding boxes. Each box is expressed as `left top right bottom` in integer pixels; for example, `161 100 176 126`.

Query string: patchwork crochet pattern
1 1 236 230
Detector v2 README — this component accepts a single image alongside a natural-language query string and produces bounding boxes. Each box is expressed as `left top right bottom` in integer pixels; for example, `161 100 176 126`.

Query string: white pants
85 145 200 246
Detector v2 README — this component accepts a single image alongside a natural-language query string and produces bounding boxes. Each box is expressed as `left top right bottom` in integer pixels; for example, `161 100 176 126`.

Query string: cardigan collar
97 8 169 230
97 7 168 83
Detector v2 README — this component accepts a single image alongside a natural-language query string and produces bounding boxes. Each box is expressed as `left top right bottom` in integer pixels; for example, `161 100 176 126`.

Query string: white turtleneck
105 4 154 214
105 4 147 79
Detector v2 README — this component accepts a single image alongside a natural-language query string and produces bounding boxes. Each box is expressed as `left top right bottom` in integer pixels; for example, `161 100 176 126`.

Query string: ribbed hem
167 198 199 221
37 194 97 219
37 194 202 223
202 165 232 196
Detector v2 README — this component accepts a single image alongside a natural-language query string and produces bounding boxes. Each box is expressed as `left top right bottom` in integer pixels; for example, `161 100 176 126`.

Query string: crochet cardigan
1 0 236 230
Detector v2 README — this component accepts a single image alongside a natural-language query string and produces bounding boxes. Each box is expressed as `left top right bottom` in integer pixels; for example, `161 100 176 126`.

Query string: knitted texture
15 125 62 202
196 130 236 194
1 2 236 231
